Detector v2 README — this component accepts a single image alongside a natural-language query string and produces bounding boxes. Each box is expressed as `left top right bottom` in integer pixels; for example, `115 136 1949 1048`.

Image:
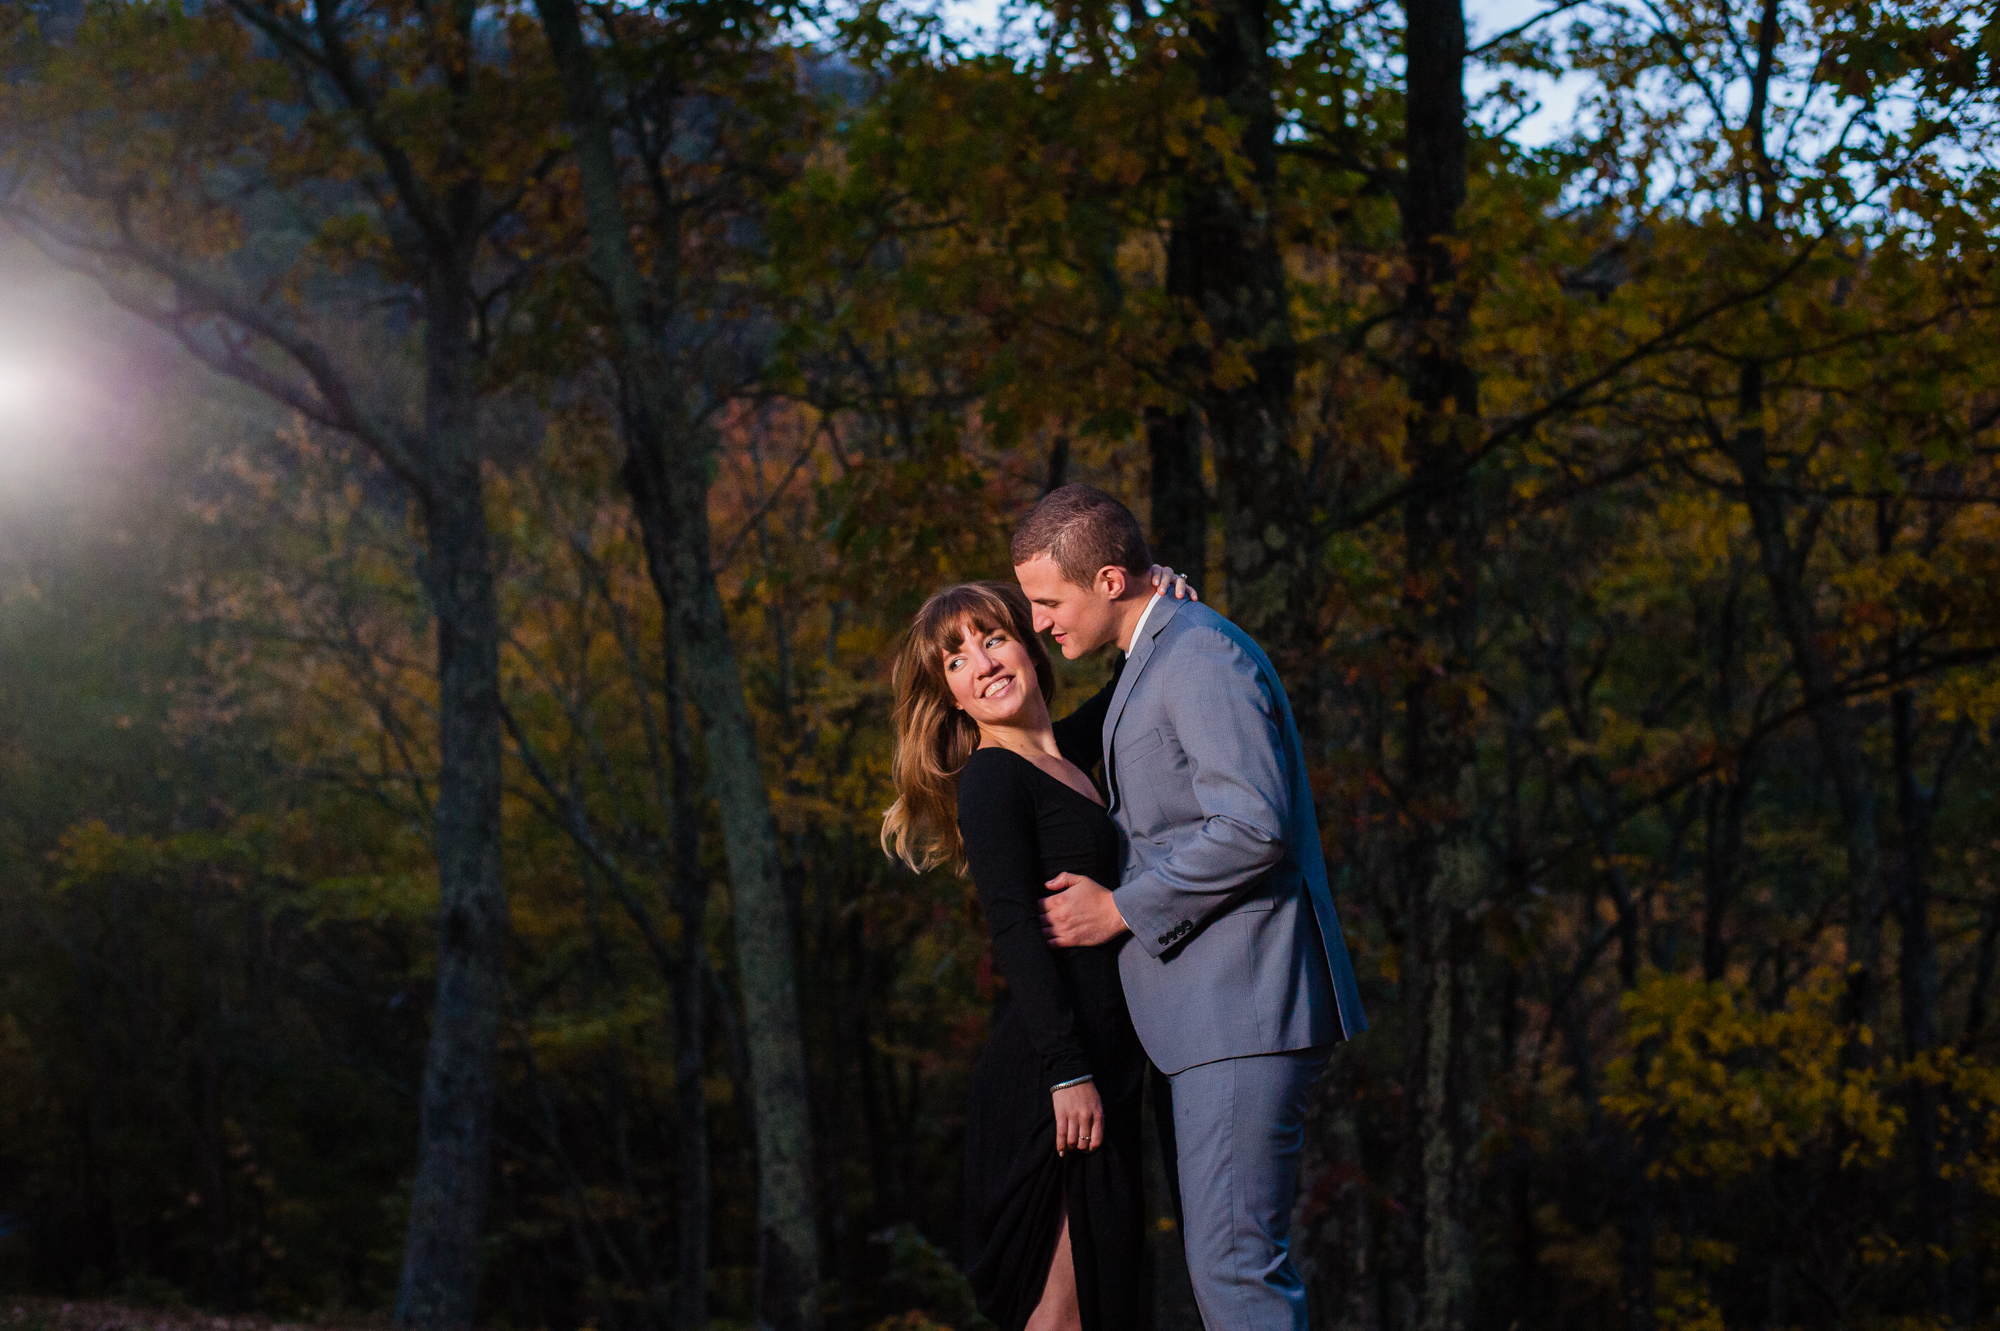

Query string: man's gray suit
1102 596 1366 1329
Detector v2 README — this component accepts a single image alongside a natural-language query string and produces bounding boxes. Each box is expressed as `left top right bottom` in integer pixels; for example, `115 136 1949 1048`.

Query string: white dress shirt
1125 590 1165 653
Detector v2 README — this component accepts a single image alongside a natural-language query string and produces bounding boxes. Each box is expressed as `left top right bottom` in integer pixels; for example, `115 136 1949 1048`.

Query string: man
1016 483 1367 1330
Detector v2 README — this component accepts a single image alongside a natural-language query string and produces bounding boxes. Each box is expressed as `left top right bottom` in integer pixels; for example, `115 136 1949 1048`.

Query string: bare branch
0 199 428 490
1469 0 1593 57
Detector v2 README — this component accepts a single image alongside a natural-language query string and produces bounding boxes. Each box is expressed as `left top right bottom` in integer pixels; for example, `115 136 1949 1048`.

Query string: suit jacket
1104 597 1367 1075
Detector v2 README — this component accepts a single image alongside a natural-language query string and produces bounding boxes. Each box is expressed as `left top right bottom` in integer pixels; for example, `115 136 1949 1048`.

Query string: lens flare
0 362 42 418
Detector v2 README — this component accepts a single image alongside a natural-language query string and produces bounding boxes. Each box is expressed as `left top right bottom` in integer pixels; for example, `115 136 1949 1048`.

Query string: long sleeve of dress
957 753 1094 1089
1051 656 1124 775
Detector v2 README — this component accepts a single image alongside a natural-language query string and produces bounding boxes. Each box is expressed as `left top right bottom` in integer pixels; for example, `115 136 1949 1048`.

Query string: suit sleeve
1115 628 1292 958
1051 659 1121 774
957 755 1094 1088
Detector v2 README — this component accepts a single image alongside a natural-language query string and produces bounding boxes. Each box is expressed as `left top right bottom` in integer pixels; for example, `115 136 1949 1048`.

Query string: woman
882 572 1190 1331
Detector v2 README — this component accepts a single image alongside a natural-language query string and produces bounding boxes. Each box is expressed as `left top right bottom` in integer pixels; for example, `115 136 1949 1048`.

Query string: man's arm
1110 627 1290 957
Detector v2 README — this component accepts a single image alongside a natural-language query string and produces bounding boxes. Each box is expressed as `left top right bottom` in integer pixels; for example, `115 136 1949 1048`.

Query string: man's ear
1097 565 1130 600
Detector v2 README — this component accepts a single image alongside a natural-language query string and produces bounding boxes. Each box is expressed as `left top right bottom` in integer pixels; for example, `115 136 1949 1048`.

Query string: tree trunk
1308 1059 1380 1331
1724 364 1883 1024
1396 0 1483 1324
1146 406 1207 588
1699 563 1751 983
1166 0 1308 643
1700 769 1752 983
532 3 821 1324
1397 865 1477 1331
395 264 509 1331
621 117 823 1331
666 644 713 1331
1889 683 1951 1318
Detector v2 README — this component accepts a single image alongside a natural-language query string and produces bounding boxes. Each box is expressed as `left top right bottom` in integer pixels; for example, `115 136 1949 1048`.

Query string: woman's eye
947 657 963 671
986 634 1005 648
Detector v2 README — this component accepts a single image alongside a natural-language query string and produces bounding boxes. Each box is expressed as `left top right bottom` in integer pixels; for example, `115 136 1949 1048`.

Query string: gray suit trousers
1158 1047 1331 1330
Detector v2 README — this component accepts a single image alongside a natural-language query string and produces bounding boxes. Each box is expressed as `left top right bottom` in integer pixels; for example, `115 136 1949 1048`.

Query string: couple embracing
882 484 1368 1331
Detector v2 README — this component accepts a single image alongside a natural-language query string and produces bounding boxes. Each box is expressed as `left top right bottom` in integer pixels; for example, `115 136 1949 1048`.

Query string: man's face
1015 555 1123 659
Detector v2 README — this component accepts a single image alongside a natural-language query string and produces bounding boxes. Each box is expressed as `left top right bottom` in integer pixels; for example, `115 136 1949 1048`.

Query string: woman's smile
971 666 1028 718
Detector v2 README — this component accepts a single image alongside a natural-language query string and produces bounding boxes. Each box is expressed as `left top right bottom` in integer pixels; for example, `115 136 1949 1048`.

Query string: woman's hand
1053 1080 1105 1156
1150 564 1200 601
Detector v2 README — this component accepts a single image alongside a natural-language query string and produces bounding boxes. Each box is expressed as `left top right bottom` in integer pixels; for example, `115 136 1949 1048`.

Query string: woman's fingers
1148 563 1200 602
1052 1083 1105 1155
1056 1110 1102 1154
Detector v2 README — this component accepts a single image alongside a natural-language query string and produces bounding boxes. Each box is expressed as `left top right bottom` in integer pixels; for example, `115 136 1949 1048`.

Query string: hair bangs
912 583 1020 665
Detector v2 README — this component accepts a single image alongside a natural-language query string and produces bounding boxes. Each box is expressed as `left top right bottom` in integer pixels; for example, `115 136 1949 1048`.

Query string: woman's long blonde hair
881 581 1056 874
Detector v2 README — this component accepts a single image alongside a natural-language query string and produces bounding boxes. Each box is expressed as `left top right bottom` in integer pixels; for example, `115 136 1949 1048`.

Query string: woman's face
941 617 1043 731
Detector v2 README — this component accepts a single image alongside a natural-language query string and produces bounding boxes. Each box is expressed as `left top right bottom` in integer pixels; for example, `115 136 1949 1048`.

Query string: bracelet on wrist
1050 1074 1094 1092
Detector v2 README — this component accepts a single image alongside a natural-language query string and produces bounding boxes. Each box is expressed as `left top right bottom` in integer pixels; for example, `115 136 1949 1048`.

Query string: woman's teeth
982 677 1012 699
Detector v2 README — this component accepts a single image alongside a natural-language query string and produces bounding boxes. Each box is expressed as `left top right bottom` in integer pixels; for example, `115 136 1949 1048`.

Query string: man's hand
1042 872 1130 948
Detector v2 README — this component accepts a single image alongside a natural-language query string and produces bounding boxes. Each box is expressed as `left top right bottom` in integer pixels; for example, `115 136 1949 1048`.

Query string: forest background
0 0 1995 1326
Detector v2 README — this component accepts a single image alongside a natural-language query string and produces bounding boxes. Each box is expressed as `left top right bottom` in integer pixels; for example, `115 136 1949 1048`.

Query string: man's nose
1033 610 1053 633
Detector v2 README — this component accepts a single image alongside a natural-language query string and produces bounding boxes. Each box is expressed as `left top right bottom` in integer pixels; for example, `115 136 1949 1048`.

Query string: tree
529 1 822 1323
0 3 564 1324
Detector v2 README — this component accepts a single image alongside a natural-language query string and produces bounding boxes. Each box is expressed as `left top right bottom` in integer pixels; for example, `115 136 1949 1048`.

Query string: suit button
1157 934 1171 947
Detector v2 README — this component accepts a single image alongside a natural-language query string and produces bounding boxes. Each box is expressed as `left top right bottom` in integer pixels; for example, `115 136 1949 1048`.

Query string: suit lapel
1103 595 1187 811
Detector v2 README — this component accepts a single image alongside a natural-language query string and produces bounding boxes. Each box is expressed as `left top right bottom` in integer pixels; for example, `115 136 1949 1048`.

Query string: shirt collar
1125 590 1165 654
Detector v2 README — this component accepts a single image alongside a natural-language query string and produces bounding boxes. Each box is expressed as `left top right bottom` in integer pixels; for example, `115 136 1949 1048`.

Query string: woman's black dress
958 686 1144 1331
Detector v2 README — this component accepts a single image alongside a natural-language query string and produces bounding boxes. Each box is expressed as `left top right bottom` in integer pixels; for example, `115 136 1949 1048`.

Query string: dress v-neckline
984 746 1107 811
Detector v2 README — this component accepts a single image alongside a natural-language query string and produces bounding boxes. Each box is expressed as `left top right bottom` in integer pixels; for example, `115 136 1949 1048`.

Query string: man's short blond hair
1010 484 1152 589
